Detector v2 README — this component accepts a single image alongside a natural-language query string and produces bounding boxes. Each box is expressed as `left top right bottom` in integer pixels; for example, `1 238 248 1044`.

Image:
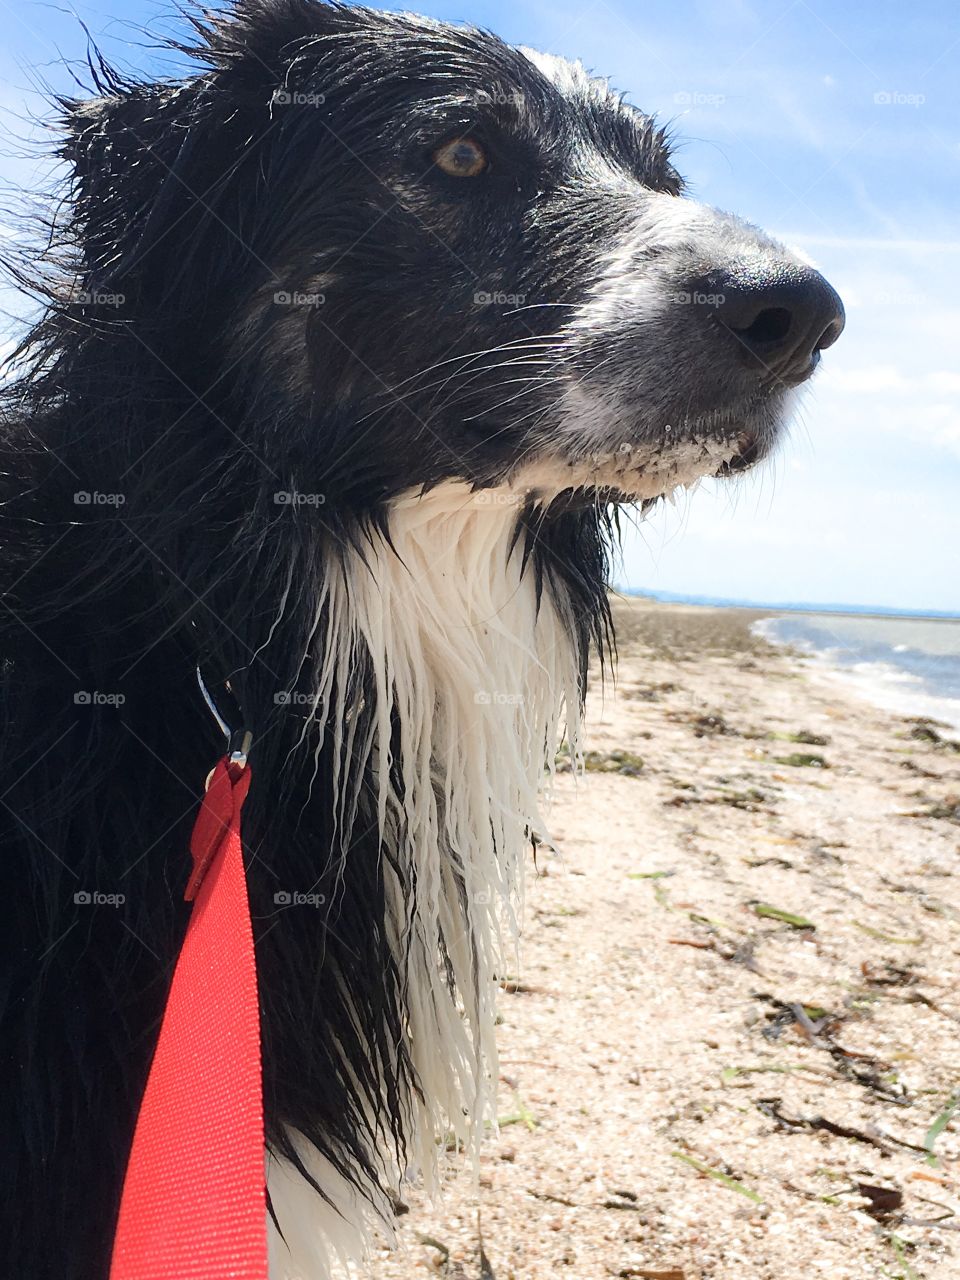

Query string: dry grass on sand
376 597 960 1280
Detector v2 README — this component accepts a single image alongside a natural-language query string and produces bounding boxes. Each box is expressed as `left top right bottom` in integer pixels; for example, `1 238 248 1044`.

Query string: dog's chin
502 419 775 511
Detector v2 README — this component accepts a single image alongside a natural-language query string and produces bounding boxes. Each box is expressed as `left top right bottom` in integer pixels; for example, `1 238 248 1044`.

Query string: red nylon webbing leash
110 751 269 1280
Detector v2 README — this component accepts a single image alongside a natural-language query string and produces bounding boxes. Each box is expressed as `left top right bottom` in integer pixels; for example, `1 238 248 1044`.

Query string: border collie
0 2 844 1276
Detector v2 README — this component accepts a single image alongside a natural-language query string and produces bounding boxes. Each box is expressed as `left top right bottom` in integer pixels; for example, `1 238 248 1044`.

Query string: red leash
110 755 269 1279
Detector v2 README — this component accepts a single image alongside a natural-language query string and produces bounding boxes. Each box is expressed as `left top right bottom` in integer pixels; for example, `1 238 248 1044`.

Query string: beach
376 596 960 1280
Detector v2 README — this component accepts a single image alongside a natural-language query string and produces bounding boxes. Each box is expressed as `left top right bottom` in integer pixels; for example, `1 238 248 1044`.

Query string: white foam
755 618 960 731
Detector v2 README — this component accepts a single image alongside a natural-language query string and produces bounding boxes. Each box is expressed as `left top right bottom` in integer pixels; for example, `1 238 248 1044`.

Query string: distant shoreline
610 592 960 730
619 588 960 624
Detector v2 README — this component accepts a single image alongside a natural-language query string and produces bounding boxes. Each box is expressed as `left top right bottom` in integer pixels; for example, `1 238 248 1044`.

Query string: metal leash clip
196 666 253 772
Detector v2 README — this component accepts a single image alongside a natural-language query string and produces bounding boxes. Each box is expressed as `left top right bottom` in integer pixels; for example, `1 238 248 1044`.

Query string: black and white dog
0 2 843 1276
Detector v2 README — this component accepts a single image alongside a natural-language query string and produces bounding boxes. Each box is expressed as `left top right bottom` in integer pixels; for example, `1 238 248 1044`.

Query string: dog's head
62 0 843 514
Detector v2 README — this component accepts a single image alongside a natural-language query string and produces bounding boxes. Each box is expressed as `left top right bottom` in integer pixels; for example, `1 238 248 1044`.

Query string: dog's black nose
703 264 845 383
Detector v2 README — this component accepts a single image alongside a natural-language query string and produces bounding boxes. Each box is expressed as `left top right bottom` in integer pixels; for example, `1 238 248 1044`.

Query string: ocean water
755 613 960 730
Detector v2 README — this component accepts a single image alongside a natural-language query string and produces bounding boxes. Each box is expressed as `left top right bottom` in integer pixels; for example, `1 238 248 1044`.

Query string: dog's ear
61 81 219 298
189 0 360 69
57 5 363 306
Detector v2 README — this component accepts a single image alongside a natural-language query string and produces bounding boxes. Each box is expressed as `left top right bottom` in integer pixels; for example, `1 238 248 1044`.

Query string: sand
375 597 960 1280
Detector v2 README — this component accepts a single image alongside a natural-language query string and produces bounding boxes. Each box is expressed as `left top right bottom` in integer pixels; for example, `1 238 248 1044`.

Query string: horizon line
621 588 960 621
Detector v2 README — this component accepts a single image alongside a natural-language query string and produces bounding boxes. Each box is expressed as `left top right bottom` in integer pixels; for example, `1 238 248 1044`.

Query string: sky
0 0 957 612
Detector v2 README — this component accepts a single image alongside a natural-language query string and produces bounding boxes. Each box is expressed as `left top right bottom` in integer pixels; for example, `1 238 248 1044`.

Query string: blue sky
1 0 958 611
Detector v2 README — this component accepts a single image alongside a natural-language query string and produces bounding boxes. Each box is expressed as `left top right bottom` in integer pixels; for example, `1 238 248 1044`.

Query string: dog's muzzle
516 196 846 503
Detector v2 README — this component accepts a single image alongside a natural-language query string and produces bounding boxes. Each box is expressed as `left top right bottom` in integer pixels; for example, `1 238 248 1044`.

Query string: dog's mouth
713 430 761 476
501 425 764 509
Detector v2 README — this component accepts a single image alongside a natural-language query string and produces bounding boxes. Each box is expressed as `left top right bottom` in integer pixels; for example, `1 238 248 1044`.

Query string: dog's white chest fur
267 482 582 1278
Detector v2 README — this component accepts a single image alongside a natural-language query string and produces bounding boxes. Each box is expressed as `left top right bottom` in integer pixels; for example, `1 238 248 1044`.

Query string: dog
0 2 844 1276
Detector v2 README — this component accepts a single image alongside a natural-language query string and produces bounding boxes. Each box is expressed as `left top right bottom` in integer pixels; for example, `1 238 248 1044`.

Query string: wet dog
0 2 843 1275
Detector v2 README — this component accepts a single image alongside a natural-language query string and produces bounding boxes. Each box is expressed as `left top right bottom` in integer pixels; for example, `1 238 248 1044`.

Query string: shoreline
615 594 960 733
752 609 960 733
620 589 960 625
799 650 960 734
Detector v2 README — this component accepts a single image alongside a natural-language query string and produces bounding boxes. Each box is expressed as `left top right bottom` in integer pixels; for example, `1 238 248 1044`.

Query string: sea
631 591 960 731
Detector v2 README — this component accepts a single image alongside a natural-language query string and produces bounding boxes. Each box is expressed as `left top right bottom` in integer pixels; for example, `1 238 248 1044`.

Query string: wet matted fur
0 3 842 1276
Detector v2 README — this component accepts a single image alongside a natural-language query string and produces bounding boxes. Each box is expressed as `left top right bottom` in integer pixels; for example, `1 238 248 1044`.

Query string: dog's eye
431 137 488 178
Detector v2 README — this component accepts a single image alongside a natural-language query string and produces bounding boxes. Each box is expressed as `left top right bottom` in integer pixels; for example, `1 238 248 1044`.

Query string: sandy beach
375 596 960 1280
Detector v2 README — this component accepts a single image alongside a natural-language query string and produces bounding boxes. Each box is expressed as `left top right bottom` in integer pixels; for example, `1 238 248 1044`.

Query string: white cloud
775 234 960 253
826 368 960 397
828 366 908 393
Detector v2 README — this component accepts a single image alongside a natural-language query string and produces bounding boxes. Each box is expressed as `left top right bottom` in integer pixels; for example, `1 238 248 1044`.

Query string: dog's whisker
455 377 559 425
363 333 567 403
348 347 561 428
501 301 579 317
422 359 558 418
